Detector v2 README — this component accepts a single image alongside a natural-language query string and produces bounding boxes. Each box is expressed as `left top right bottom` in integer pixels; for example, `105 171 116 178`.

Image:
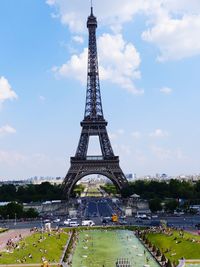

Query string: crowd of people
0 226 65 264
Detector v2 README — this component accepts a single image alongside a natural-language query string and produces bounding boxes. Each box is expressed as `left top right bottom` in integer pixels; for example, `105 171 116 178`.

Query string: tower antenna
90 0 93 14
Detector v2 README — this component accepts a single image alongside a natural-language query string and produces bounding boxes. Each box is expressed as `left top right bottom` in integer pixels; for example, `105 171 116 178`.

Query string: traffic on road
1 197 200 234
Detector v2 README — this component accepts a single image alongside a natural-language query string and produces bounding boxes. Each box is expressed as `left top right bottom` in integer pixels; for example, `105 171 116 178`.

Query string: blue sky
0 0 200 180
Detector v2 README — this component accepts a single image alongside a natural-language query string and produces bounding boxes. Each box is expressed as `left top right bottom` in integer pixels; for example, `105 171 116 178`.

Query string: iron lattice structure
63 7 128 198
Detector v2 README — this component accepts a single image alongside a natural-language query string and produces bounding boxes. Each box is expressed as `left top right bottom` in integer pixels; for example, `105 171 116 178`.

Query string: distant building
125 174 134 182
30 176 64 185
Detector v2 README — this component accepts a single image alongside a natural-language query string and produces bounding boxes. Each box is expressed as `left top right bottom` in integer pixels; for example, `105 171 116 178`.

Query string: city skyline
0 0 200 180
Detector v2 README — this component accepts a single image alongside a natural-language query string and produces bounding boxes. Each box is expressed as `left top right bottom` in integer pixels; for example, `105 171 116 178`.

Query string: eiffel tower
63 6 128 198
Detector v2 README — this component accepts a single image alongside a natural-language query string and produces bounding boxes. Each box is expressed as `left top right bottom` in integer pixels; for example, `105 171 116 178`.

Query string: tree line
0 182 85 203
101 179 200 212
0 202 38 219
101 179 200 201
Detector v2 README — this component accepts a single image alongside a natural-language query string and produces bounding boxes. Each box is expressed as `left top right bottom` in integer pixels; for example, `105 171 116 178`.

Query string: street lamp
14 213 17 226
7 214 9 227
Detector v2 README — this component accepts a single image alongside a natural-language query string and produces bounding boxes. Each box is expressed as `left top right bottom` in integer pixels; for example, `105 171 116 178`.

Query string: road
85 198 114 220
1 198 200 230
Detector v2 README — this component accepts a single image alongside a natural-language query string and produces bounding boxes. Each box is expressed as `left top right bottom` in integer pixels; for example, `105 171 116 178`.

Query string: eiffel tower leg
99 126 114 157
75 129 89 158
63 173 77 199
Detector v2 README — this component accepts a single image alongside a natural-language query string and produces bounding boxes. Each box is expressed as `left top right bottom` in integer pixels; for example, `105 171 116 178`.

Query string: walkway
0 229 31 251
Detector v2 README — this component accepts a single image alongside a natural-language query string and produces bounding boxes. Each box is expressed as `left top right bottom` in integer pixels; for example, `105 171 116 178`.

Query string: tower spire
90 0 93 15
85 3 103 121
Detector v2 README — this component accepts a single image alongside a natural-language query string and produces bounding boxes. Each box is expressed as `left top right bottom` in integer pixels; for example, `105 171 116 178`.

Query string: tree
165 200 179 212
149 198 162 212
0 202 23 219
0 184 16 201
24 208 38 218
72 184 85 197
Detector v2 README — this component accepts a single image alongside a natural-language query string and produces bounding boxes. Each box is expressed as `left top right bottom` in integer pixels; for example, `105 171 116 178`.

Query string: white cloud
150 145 185 161
39 95 46 102
46 0 144 33
46 0 55 5
113 144 131 156
133 150 146 163
0 125 16 136
150 145 172 160
149 129 169 138
53 34 142 94
0 150 26 165
109 129 125 140
0 76 18 103
117 129 125 135
0 150 65 178
72 35 84 44
47 0 200 61
108 132 118 141
163 0 200 14
142 15 200 61
53 48 87 83
160 87 173 94
98 34 142 94
131 131 141 139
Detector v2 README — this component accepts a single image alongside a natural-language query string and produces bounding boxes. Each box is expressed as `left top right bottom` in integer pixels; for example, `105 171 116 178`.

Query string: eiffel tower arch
63 6 128 198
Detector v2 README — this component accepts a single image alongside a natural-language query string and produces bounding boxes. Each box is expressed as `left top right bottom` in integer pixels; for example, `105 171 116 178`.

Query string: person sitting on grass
28 253 32 259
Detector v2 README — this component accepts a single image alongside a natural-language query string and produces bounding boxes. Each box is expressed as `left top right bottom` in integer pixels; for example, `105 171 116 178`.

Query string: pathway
0 229 31 251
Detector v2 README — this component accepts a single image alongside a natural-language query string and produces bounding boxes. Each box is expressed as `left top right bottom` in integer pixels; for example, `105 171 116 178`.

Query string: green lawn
0 228 8 234
86 186 102 197
147 230 200 263
0 230 69 264
72 230 159 267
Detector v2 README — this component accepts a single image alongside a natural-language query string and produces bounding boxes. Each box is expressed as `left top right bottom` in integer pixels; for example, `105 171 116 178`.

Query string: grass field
147 230 200 264
0 228 8 234
72 230 160 267
0 230 69 264
86 186 102 197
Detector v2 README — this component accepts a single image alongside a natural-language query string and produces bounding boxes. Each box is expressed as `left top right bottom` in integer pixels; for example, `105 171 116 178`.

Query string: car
81 220 95 226
69 221 79 227
135 214 151 220
102 218 109 224
53 218 60 223
174 211 185 216
104 216 111 221
151 215 158 219
63 219 71 225
119 220 127 225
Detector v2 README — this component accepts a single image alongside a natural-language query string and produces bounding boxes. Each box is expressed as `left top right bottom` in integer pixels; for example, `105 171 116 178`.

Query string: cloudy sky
0 0 200 180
